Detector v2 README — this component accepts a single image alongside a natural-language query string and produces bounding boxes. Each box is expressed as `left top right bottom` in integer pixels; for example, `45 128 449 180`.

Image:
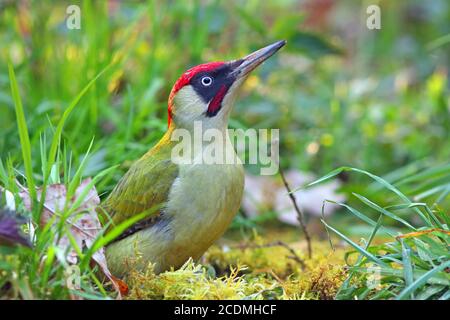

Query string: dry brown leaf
19 179 125 298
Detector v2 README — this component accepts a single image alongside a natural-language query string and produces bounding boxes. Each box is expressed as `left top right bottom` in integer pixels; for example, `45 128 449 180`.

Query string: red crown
168 61 224 126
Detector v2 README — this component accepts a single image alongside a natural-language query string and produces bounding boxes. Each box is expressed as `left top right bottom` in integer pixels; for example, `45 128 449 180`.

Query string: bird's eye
201 76 213 87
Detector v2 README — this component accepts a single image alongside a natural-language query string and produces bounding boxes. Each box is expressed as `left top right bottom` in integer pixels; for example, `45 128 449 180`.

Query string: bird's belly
162 161 244 268
106 161 244 276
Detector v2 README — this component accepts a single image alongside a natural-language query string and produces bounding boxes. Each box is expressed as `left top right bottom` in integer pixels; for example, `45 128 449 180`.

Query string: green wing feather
100 132 179 233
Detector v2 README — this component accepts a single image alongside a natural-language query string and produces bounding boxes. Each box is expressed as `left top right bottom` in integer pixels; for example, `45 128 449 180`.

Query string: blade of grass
40 245 56 288
337 214 385 296
416 285 446 300
395 163 450 187
400 239 414 299
321 219 388 267
395 260 450 300
64 137 95 211
324 199 396 237
0 159 7 186
39 63 114 221
351 266 449 285
352 193 417 229
8 63 37 209
300 166 433 227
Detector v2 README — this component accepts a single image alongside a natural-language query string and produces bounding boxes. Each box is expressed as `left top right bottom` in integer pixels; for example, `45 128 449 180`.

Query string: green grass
0 0 449 300
1 63 114 299
8 63 37 209
305 167 450 300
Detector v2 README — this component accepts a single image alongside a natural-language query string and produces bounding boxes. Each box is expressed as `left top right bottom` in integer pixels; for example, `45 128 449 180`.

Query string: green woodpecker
102 40 286 277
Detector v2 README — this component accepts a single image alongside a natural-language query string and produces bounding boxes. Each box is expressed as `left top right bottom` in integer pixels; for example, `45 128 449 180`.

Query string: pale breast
163 151 244 267
106 139 245 276
167 161 244 241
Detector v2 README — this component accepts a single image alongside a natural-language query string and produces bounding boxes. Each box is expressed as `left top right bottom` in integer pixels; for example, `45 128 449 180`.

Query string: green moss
126 259 279 300
125 235 348 300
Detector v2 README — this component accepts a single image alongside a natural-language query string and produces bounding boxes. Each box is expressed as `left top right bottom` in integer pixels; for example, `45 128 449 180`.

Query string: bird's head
167 40 286 130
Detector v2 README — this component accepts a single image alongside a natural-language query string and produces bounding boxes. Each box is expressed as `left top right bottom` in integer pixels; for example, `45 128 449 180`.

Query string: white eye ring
201 76 213 86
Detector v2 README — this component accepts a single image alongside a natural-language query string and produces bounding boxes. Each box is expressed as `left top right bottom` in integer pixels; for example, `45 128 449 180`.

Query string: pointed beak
230 40 286 79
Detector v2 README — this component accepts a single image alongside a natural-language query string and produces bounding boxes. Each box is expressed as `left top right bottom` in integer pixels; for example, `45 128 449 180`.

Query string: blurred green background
0 0 449 232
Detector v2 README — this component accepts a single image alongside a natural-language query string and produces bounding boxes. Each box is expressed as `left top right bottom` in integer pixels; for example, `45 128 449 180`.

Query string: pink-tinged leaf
19 179 124 298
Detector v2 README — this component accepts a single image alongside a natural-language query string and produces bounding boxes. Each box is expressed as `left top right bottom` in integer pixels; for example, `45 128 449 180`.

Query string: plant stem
279 167 312 258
